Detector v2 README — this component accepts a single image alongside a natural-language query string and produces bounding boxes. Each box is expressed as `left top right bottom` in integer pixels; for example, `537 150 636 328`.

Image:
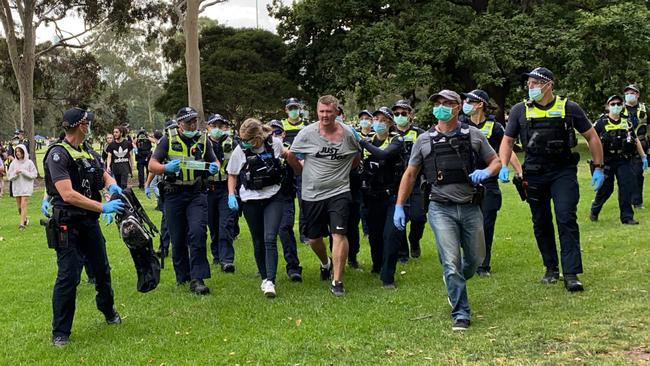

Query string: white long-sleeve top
7 144 37 197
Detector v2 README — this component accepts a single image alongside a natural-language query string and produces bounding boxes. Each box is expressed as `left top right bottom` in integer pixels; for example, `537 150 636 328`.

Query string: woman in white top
7 144 37 229
227 118 298 298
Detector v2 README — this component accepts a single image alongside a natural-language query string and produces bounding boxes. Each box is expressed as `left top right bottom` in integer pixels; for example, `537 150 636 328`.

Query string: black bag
111 188 161 293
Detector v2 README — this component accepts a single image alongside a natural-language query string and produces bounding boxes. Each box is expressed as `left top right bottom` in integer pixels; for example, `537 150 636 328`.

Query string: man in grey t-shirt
393 90 500 331
289 95 360 297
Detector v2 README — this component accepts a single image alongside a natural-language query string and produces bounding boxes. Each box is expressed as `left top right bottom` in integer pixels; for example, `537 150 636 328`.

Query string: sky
32 0 281 43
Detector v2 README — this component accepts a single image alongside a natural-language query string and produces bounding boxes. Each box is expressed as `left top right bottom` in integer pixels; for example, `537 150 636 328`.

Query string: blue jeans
428 201 485 321
242 192 283 282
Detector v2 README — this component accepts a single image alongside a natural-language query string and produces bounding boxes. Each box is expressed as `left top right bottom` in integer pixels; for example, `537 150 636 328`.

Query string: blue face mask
394 115 409 127
288 110 300 119
528 87 543 102
609 105 623 115
625 94 638 104
462 102 476 116
359 119 371 128
372 121 388 134
182 130 199 138
432 105 454 122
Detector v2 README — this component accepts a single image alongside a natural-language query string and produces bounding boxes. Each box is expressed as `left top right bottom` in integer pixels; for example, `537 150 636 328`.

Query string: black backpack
110 188 160 293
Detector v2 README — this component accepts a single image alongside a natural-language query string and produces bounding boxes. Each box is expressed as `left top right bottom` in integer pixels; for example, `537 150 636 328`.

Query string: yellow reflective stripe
403 129 418 142
604 118 630 131
481 121 495 138
363 135 392 157
167 130 207 181
525 96 567 119
282 118 304 131
56 142 93 160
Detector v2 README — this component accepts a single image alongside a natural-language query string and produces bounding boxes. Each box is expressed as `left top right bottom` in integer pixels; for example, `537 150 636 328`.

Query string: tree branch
36 17 114 56
173 0 187 19
199 0 226 14
0 0 22 75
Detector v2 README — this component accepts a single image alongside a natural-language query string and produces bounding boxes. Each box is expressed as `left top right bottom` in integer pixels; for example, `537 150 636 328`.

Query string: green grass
1 145 649 365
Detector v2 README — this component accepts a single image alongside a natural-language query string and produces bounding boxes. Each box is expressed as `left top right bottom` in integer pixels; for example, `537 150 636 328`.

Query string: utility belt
162 180 204 194
426 183 484 206
523 152 580 175
362 186 396 199
41 207 87 250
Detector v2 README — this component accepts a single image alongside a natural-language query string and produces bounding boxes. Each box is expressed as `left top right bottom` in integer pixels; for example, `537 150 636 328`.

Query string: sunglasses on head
394 111 409 117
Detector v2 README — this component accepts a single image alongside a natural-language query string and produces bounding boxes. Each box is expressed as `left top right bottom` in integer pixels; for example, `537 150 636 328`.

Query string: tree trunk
184 0 204 122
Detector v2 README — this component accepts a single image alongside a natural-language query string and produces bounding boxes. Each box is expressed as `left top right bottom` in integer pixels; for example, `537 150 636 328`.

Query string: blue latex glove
145 186 152 199
101 213 114 225
41 198 51 217
164 159 181 173
393 204 406 231
208 162 219 175
102 199 125 214
643 156 648 172
107 183 123 196
498 165 509 183
468 168 491 185
348 126 361 142
591 168 605 192
228 194 239 211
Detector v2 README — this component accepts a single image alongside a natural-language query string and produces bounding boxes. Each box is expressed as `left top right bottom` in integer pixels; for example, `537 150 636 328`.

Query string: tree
156 25 302 123
0 0 156 168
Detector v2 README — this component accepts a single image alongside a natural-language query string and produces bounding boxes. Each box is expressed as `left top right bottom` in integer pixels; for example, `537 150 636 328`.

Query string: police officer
44 107 126 347
144 130 170 259
590 95 647 224
281 98 309 242
227 118 298 297
356 110 374 239
622 85 648 208
135 128 153 189
391 100 426 260
460 90 523 277
268 119 303 281
498 67 605 292
393 90 500 330
148 107 220 295
206 113 237 272
358 110 374 139
359 107 405 286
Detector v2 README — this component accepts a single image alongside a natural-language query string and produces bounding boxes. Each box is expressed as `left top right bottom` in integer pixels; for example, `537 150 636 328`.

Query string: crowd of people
39 66 650 347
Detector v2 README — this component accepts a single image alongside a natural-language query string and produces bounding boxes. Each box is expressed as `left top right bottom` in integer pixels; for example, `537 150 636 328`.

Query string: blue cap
462 89 490 105
176 107 198 123
207 113 228 125
62 107 94 128
285 98 301 108
523 67 554 82
373 107 394 122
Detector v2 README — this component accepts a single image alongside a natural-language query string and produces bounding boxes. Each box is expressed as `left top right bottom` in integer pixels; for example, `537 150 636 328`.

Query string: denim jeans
428 201 485 321
242 192 283 282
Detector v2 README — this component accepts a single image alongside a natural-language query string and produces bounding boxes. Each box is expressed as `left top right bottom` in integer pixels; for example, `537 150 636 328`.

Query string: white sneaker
261 279 276 298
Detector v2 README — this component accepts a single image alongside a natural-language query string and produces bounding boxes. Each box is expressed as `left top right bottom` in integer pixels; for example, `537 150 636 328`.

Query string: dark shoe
410 247 421 258
330 281 346 297
398 256 409 264
633 204 644 209
477 270 491 278
564 274 584 292
452 318 470 331
189 279 210 295
540 268 560 284
221 263 236 273
589 213 598 222
622 219 639 225
105 310 122 325
52 335 69 347
382 282 396 289
320 258 332 281
288 272 303 282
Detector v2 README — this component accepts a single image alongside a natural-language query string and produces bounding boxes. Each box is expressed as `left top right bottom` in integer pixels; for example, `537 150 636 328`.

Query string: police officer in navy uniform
590 95 647 224
268 119 303 281
206 113 237 272
148 107 220 295
391 100 426 260
281 98 309 242
44 107 126 347
460 90 522 277
359 107 405 286
622 85 648 208
498 67 605 292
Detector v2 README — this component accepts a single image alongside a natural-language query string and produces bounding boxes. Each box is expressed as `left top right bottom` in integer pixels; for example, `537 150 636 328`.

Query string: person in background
106 126 133 189
7 144 37 229
135 128 153 190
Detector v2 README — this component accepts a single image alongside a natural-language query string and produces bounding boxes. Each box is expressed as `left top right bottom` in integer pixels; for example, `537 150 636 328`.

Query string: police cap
358 109 373 119
268 119 284 131
462 89 490 105
62 107 95 129
606 95 623 104
207 113 228 126
391 100 413 112
624 84 640 94
523 67 554 82
176 107 198 124
285 98 301 108
373 107 394 122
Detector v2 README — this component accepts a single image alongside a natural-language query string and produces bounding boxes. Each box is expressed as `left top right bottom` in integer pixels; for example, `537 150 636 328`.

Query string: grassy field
1 145 649 365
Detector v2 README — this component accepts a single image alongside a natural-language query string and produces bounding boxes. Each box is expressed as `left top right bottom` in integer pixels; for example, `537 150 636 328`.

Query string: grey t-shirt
290 122 361 201
409 124 496 203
